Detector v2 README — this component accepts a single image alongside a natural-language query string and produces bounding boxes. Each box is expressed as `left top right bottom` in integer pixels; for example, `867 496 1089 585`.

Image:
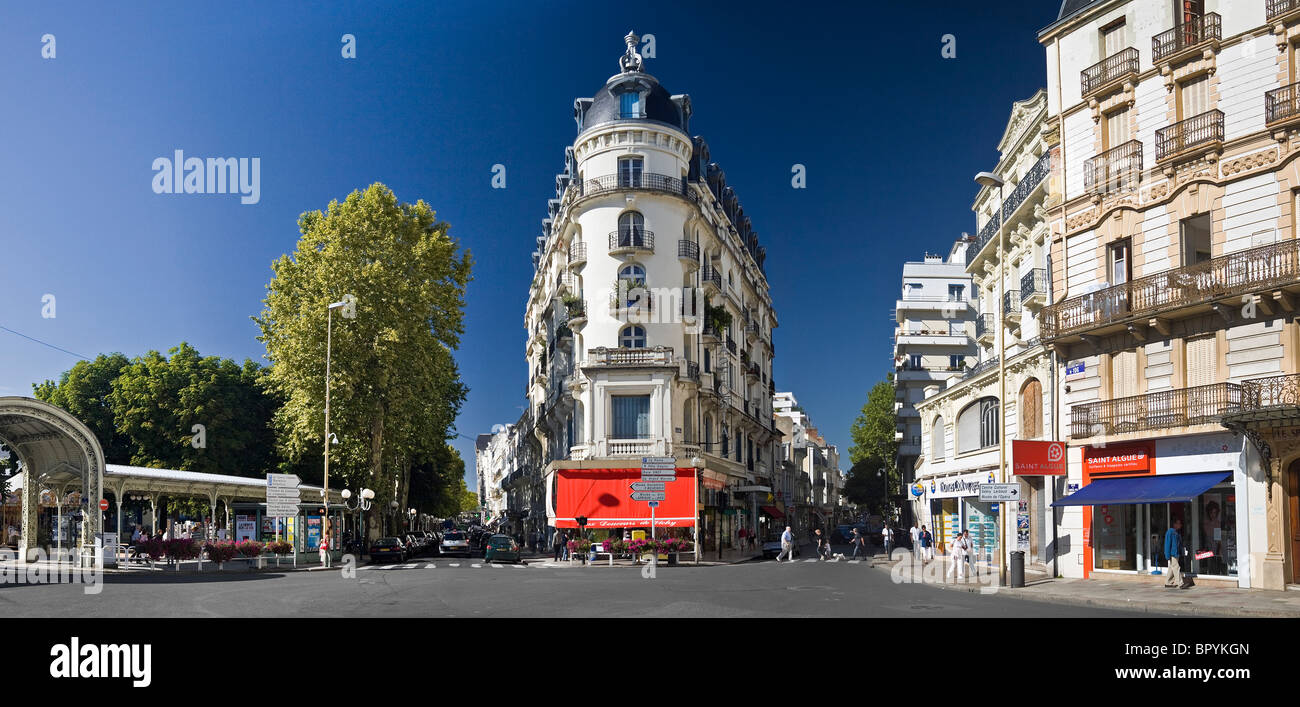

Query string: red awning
760 505 784 519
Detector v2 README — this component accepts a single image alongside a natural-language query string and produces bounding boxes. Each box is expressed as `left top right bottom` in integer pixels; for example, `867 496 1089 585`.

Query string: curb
868 557 1300 618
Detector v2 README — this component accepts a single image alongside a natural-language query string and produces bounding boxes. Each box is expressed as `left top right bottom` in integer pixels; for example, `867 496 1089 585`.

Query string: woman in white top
946 530 968 581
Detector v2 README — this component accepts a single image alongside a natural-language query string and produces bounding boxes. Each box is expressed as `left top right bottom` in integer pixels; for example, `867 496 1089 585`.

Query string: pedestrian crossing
357 561 566 571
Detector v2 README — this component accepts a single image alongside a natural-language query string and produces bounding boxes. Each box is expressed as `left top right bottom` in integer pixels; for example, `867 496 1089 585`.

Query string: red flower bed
204 541 239 563
235 540 264 558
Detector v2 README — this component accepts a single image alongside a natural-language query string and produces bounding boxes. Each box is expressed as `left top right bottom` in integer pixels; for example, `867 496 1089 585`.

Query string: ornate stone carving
619 31 643 73
1221 149 1279 177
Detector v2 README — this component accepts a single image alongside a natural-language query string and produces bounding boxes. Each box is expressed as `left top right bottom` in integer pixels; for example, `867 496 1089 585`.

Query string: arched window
618 263 646 285
617 211 646 247
958 397 999 454
619 325 646 348
931 416 945 461
1020 379 1043 440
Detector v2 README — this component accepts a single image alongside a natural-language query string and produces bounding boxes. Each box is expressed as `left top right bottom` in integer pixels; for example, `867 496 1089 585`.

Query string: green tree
33 353 133 463
849 377 900 516
107 343 278 476
255 183 472 537
843 459 889 517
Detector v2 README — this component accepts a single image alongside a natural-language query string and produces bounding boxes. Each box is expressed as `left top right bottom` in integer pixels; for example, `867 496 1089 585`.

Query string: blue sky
0 0 1051 486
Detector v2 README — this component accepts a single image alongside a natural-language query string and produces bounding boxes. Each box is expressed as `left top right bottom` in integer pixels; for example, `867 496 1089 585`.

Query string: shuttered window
1101 22 1125 58
1180 75 1209 121
958 403 982 454
1020 379 1043 439
1105 107 1129 152
931 416 946 461
1186 336 1217 387
1112 350 1138 399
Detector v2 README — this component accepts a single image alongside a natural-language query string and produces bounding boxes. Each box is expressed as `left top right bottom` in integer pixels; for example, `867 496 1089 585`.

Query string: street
0 549 1157 618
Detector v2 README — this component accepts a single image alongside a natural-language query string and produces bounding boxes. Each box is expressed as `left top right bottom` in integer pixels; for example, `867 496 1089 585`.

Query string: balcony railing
1003 290 1020 316
1239 373 1300 409
1042 238 1300 340
1070 383 1241 439
1020 268 1047 302
1266 81 1300 126
682 360 700 380
565 299 587 320
1152 13 1220 64
1084 139 1143 196
703 267 722 292
608 229 655 253
585 346 675 367
568 242 587 266
1081 47 1139 97
1156 109 1223 163
725 337 737 355
974 313 994 340
578 173 696 202
608 290 654 312
963 356 999 380
1267 0 1300 21
677 239 700 261
966 213 1001 268
1002 151 1051 224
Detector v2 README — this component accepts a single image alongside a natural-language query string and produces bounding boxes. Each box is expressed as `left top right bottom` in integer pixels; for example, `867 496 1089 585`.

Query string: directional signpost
637 457 676 541
978 483 1020 503
266 473 302 521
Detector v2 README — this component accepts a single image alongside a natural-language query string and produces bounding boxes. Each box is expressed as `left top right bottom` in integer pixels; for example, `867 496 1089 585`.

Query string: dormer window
619 91 643 119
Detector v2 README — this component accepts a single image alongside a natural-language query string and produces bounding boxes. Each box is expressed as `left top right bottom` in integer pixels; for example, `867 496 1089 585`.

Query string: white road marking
425 563 437 569
848 560 861 564
450 563 460 567
803 559 817 563
471 563 482 569
490 563 503 568
402 563 420 569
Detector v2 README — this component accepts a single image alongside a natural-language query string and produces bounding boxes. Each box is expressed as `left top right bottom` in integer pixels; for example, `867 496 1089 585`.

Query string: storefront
1053 435 1247 586
923 469 994 555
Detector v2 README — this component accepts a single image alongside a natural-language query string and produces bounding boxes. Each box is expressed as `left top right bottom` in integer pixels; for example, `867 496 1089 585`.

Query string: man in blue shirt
1164 518 1190 589
776 525 795 562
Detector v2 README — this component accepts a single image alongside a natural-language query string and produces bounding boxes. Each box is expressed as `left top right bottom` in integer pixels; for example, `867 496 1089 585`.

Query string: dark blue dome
582 72 686 132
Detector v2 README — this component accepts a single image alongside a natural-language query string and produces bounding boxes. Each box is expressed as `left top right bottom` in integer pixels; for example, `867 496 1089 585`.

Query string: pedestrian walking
919 525 934 563
909 523 921 560
849 527 866 560
815 528 831 561
319 534 331 568
1164 518 1193 589
551 529 563 562
881 523 893 558
946 529 968 582
776 525 795 562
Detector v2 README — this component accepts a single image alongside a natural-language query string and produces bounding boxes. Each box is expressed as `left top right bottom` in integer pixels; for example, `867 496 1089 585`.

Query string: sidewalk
871 549 1300 617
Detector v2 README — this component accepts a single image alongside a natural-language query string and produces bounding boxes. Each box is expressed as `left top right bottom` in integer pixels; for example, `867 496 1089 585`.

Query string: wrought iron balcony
1081 47 1139 99
1152 13 1220 64
677 239 700 262
1240 373 1300 410
1002 151 1051 224
962 356 999 380
565 299 587 321
702 266 722 293
682 360 700 380
1003 290 1020 320
1156 109 1223 164
725 337 737 355
1084 139 1143 196
1266 81 1300 127
609 229 654 253
567 242 587 267
577 173 697 203
1020 268 1047 305
1267 0 1300 22
965 213 1001 269
608 289 654 313
975 313 994 343
1042 238 1300 341
584 346 675 368
1070 382 1241 439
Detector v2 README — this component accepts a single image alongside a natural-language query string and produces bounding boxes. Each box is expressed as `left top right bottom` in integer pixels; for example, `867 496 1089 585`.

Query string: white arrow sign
640 474 676 483
641 456 675 466
630 482 665 492
267 474 301 488
978 483 1021 502
266 487 302 496
630 491 666 501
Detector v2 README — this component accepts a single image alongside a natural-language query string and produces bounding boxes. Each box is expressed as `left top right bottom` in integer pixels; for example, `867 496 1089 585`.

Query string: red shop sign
1083 442 1154 476
1012 440 1067 476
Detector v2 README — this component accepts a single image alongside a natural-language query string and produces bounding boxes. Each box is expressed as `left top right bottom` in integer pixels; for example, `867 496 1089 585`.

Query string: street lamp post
340 487 373 557
975 171 1009 587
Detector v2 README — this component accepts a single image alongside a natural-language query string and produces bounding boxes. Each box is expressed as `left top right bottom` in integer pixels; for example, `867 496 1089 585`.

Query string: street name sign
978 483 1020 502
630 491 666 502
265 505 299 518
267 473 301 488
630 482 666 492
639 474 676 483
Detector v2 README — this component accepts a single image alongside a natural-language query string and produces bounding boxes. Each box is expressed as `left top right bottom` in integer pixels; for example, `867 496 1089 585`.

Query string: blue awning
1051 472 1230 507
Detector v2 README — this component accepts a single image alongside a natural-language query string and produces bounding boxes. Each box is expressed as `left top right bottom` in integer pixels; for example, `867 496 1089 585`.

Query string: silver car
439 531 469 556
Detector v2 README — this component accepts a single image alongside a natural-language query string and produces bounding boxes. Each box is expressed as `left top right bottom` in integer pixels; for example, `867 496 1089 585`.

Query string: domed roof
574 32 690 135
584 74 685 131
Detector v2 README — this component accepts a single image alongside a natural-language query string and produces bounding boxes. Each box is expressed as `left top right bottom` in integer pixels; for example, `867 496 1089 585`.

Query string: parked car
439 531 470 556
369 537 407 563
407 533 430 556
483 534 523 564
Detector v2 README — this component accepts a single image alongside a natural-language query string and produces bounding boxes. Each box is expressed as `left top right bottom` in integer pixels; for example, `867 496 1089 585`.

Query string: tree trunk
367 402 385 544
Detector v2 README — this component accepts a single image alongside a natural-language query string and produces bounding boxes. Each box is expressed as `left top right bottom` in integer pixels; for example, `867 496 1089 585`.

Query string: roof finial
619 31 643 73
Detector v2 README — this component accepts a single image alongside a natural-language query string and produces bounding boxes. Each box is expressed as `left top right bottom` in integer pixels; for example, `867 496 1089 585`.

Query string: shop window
1093 504 1137 571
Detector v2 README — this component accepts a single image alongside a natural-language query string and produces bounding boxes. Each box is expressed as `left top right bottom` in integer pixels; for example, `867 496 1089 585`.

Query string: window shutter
1186 336 1217 388
1112 350 1137 399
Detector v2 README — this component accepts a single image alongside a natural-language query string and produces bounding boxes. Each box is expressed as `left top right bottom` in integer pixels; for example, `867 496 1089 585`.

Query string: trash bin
1009 550 1025 588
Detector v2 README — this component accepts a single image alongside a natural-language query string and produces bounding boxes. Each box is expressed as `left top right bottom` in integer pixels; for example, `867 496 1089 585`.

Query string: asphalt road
0 554 1157 618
